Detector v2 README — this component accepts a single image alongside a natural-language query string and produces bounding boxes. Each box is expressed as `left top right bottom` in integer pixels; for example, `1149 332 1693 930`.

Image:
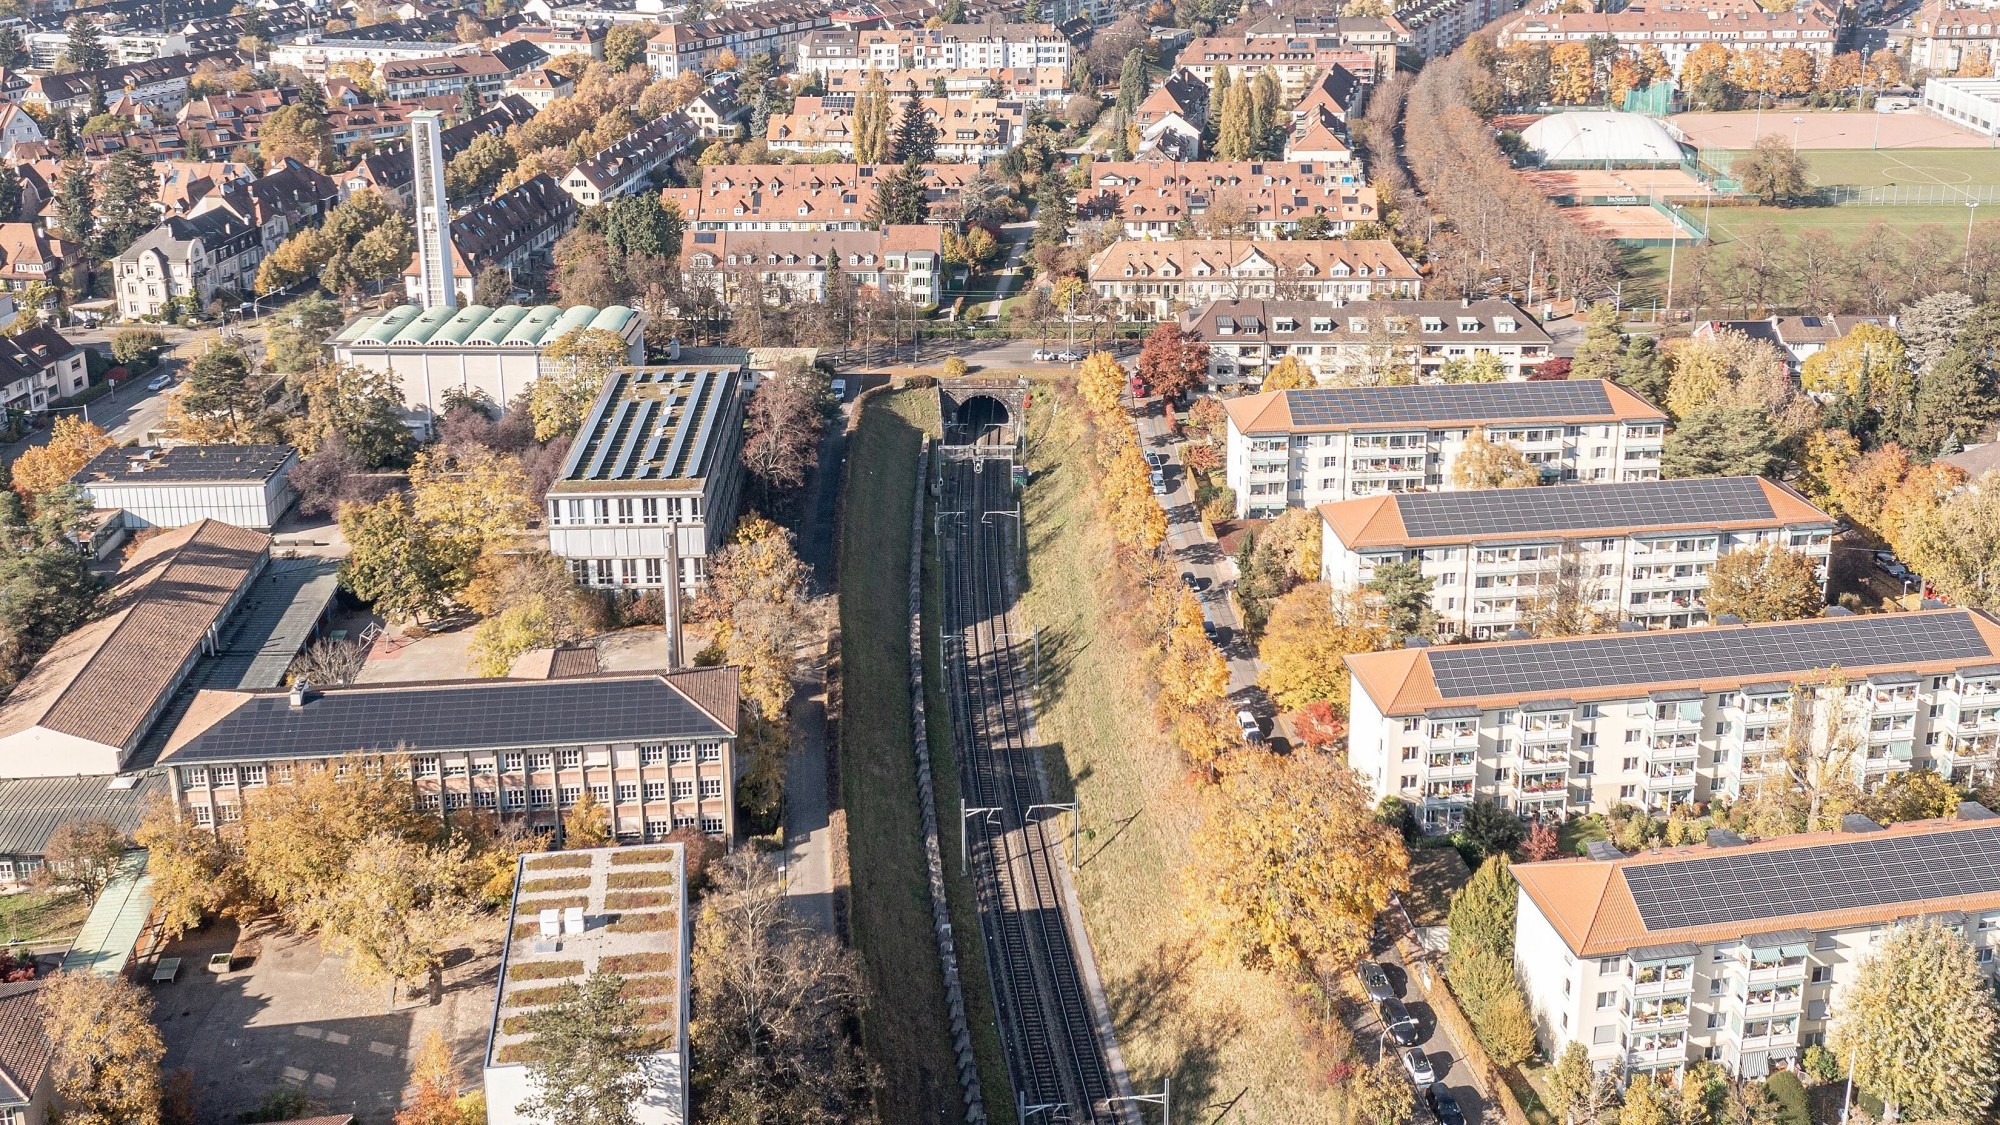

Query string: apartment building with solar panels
545 364 749 594
1344 610 2000 833
1318 477 1835 637
1511 809 2000 1081
1222 380 1669 518
156 668 744 840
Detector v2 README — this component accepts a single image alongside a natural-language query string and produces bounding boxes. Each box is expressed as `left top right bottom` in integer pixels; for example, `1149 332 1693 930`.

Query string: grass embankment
1017 393 1345 1123
839 389 1008 1123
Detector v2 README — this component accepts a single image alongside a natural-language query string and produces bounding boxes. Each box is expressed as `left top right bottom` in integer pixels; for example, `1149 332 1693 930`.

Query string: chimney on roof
1840 813 1885 833
289 680 310 708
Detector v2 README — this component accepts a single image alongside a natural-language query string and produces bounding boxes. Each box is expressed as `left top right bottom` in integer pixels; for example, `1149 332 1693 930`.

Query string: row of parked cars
1031 348 1084 362
1358 962 1466 1125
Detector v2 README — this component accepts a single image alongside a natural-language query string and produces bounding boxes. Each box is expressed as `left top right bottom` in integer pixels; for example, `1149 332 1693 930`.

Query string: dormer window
1420 317 1444 333
1496 317 1518 333
1348 317 1368 333
1311 317 1333 332
1458 318 1480 332
1274 317 1297 332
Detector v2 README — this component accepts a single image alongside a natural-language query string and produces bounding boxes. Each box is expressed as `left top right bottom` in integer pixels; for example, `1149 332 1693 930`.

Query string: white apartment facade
1512 813 2000 1082
1344 609 2000 834
1223 380 1668 518
1319 477 1835 637
795 23 1069 75
1090 239 1421 322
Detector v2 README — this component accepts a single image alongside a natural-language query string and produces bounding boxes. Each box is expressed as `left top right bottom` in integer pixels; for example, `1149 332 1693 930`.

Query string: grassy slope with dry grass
839 389 959 1125
1017 392 1346 1124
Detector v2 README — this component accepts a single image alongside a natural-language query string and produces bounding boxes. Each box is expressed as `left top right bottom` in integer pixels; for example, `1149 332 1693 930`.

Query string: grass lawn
1557 814 1609 859
838 389 964 1125
1717 146 2000 191
0 888 90 946
1019 391 1347 1123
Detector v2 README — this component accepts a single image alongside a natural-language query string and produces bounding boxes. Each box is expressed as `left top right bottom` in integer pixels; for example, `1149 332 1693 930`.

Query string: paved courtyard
150 916 503 1124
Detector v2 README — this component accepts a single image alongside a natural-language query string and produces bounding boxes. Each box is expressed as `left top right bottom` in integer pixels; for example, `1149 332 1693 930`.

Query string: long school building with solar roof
1319 477 1835 636
1344 609 2000 832
1223 379 1668 518
157 668 744 840
545 364 748 594
329 303 648 430
1511 808 2000 1081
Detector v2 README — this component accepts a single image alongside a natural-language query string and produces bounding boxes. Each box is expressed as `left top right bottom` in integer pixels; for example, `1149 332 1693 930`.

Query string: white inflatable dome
1522 111 1684 164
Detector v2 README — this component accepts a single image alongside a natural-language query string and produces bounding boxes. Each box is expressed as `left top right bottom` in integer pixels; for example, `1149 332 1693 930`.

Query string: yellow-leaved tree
1154 588 1232 778
37 971 165 1125
237 752 433 926
1800 322 1909 411
534 327 630 441
1260 354 1316 392
10 415 116 503
1077 350 1126 423
1190 749 1410 979
407 443 537 574
1257 583 1386 713
1705 541 1824 622
1100 442 1165 550
1450 427 1541 489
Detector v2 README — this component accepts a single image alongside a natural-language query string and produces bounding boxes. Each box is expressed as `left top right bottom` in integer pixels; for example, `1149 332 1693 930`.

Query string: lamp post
1103 1081 1170 1124
1793 114 1805 146
1967 200 1982 278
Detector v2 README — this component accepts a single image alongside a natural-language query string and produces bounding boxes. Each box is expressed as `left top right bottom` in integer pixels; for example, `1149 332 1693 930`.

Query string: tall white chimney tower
410 109 454 310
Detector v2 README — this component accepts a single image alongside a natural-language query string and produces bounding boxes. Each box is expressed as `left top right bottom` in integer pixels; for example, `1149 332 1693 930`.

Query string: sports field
1672 109 1991 150
1708 146 2000 195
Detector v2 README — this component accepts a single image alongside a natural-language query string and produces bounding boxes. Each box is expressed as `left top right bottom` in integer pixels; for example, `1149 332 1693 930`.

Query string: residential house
113 207 262 320
23 51 233 114
1087 238 1421 321
683 225 943 308
766 96 1024 162
401 173 578 304
794 20 1070 75
1221 379 1668 517
0 225 71 297
0 104 44 158
1080 160 1374 240
1183 297 1553 390
1138 113 1202 161
1397 0 1527 59
1318 476 1835 637
820 64 1069 104
505 67 573 109
1691 315 1892 371
1512 812 2000 1081
498 22 605 59
1133 69 1210 131
560 113 698 206
1343 608 2000 830
1498 4 1838 73
1233 11 1411 72
684 84 748 138
188 157 340 256
1177 36 1381 95
644 0 835 79
0 326 89 417
674 162 980 230
0 978 53 1125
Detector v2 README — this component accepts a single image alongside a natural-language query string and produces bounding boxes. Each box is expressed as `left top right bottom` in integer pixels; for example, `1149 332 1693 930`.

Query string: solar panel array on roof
1284 380 1626 429
557 367 739 485
1393 477 1785 540
1622 826 2000 931
168 677 731 762
1425 612 1994 700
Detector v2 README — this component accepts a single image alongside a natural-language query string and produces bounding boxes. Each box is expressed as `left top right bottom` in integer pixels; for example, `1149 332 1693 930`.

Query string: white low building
329 303 646 428
1318 476 1834 637
1343 608 2000 832
485 843 688 1125
1223 380 1668 518
1922 76 2000 136
74 445 298 531
1513 810 2000 1081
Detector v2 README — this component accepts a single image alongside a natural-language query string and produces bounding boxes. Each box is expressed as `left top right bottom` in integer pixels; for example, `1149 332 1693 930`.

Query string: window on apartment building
1622 757 1639 771
1402 747 1420 760
671 743 695 763
528 752 553 770
222 803 242 822
701 816 725 834
1592 1025 1616 1045
1707 1014 1725 1030
1399 774 1417 789
1580 704 1600 719
645 781 667 801
474 790 497 809
698 742 723 762
181 767 208 788
1494 768 1511 782
1625 730 1642 743
213 766 237 787
503 790 527 809
443 761 467 778
1620 784 1638 799
1710 979 1726 996
274 763 293 783
645 819 671 840
557 749 582 769
700 778 724 799
639 498 660 524
558 786 580 807
1576 759 1595 776
639 744 665 765
588 784 610 805
618 783 639 803
645 559 663 584
1714 721 1733 736
191 804 213 825
241 765 266 786
1579 732 1598 748
673 780 696 801
1595 991 1617 1009
616 499 635 525
1809 966 1831 983
419 793 443 811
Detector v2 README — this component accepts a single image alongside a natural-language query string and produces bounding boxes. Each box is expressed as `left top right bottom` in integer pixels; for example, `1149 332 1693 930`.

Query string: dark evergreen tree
1660 406 1781 478
0 167 23 224
297 79 326 112
1030 169 1072 250
866 157 929 228
1894 345 1997 458
65 15 106 71
1116 48 1147 115
890 93 936 163
458 83 480 119
1616 333 1670 406
85 82 106 120
55 161 93 269
0 26 25 70
94 147 157 259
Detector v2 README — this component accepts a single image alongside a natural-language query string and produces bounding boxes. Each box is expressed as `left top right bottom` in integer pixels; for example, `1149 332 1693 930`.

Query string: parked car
1180 572 1198 590
1380 997 1420 1045
1202 619 1218 642
1400 1048 1437 1088
1429 1085 1466 1125
1032 349 1055 362
1056 350 1083 362
1144 451 1166 468
1150 470 1167 495
1237 708 1262 743
1358 961 1395 1003
830 378 847 400
147 373 173 391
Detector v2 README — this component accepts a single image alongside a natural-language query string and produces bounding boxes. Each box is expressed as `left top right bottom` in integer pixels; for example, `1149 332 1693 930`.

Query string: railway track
940 451 1121 1124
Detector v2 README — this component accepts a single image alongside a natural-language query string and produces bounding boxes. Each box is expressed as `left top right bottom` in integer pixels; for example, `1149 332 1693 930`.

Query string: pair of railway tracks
938 452 1121 1124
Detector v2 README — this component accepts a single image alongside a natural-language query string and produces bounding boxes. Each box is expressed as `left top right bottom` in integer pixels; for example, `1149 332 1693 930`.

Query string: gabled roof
0 519 269 756
1223 378 1661 435
1514 816 2000 956
0 979 50 1108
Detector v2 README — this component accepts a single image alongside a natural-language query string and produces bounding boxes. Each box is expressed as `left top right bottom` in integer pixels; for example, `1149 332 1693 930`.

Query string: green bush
1765 1071 1810 1125
1801 1044 1843 1085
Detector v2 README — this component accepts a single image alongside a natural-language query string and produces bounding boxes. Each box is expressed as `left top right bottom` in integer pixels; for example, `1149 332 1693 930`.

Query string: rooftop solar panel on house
1392 477 1782 540
1425 613 1994 700
1283 381 1622 429
1622 826 2000 931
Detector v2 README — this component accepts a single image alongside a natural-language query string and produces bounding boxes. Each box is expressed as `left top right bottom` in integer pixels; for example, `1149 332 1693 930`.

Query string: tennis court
1671 110 1993 150
1564 205 1689 241
1520 167 1715 200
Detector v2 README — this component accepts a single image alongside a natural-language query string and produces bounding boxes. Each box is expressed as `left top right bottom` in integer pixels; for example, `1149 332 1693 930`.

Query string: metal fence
1817 183 2000 206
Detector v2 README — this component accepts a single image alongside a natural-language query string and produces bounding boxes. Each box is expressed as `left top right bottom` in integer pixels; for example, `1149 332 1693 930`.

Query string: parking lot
148 917 503 1123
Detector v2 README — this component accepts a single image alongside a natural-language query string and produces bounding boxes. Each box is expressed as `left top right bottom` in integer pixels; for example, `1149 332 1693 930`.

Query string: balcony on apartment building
1426 748 1477 781
1624 1029 1689 1072
1736 982 1805 1020
1732 935 1811 986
